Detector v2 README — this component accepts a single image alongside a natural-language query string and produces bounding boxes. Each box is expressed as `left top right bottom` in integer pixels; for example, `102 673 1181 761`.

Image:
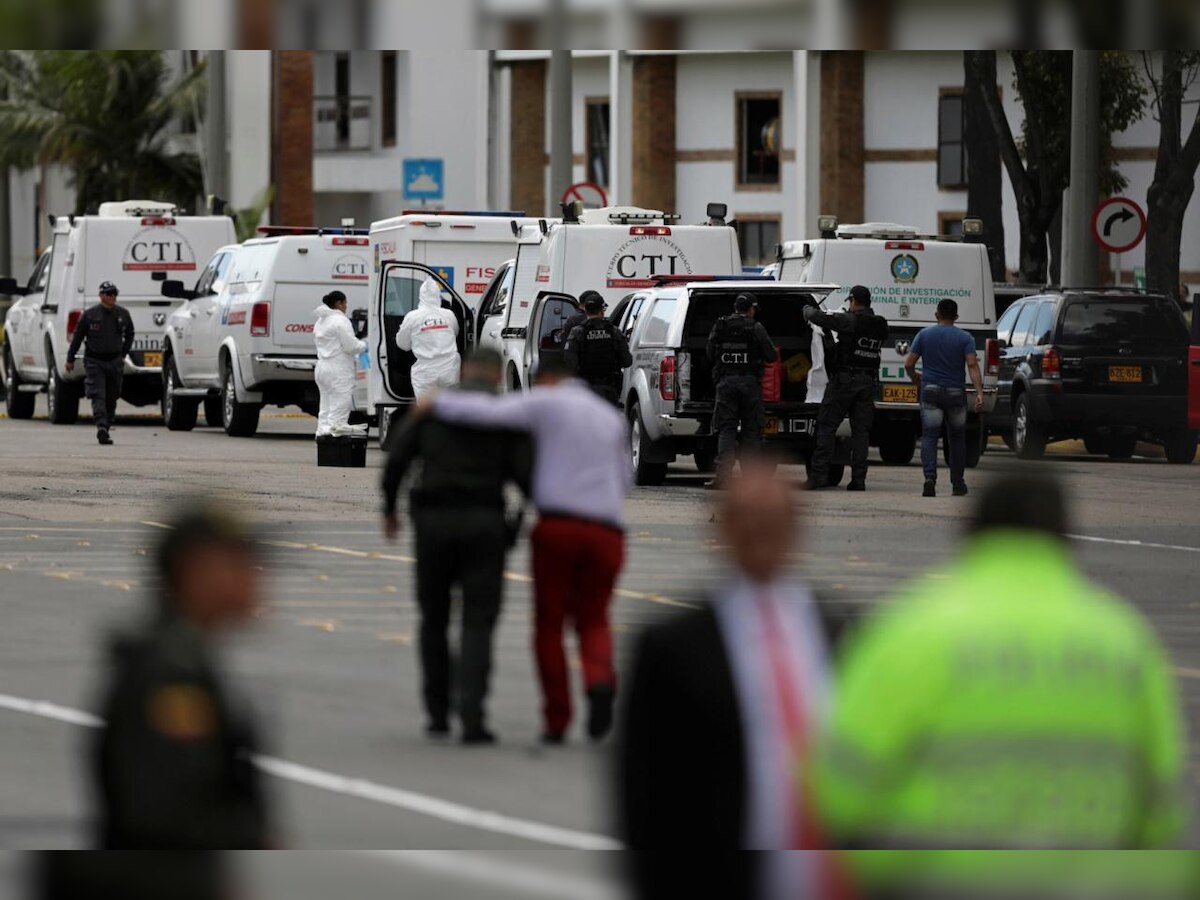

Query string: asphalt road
1 398 1199 893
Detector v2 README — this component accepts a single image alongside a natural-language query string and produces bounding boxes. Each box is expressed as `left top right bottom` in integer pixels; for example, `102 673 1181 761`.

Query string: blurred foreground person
34 851 229 900
617 461 848 899
313 289 367 437
92 502 272 848
819 474 1185 893
427 354 630 744
381 349 533 744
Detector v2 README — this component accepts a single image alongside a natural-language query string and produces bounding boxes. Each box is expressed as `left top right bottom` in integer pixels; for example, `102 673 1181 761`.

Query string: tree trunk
963 51 1007 282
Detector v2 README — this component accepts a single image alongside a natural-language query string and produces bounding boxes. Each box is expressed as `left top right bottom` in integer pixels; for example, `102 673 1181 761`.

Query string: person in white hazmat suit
397 277 461 398
313 290 368 437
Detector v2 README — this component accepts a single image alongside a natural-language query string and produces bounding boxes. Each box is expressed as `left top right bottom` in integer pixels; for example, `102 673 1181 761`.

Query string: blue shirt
910 324 977 388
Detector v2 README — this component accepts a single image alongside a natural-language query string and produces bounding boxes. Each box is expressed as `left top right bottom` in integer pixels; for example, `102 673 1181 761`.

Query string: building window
737 93 782 187
586 97 610 187
335 52 351 147
381 51 397 148
737 215 782 266
938 89 967 189
938 211 965 237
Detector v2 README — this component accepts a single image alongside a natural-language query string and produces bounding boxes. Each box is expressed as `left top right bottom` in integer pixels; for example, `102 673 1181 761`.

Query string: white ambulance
777 220 1000 466
1 201 235 423
477 205 741 393
160 226 372 437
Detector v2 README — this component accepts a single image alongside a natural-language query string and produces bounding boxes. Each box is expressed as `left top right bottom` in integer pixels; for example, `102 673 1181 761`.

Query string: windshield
1060 298 1188 345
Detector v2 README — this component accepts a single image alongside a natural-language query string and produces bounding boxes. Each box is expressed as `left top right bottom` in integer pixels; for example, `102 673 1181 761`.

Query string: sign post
1090 196 1146 287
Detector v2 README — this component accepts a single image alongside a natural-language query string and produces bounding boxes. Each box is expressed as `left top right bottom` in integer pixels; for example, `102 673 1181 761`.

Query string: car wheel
3 347 35 419
692 446 717 473
221 365 261 437
161 357 198 432
1002 431 1017 452
204 396 223 428
1083 435 1108 455
629 402 667 486
1164 430 1198 465
46 358 79 425
1105 435 1138 460
1013 394 1046 460
877 429 915 465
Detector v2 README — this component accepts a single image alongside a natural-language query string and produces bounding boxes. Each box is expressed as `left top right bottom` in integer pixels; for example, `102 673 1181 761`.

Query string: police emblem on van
891 254 919 284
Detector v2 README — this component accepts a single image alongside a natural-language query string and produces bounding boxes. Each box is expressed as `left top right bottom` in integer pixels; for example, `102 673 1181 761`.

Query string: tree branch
972 51 1033 206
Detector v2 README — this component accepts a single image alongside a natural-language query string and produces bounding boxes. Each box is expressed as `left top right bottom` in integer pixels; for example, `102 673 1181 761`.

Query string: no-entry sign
1091 196 1146 254
562 181 608 210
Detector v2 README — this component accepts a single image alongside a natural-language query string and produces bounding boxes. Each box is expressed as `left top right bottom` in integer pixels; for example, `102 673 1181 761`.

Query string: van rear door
270 238 372 350
375 262 474 401
526 292 579 383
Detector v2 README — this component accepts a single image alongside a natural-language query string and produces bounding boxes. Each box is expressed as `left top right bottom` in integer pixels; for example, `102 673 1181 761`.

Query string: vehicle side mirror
350 308 368 339
0 277 28 296
996 339 1008 350
161 279 195 301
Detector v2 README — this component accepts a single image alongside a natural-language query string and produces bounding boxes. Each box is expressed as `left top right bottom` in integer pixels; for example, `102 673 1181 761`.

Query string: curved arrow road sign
1091 196 1146 254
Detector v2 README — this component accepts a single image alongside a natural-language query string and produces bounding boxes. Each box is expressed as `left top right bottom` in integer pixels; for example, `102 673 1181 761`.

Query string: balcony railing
314 95 373 152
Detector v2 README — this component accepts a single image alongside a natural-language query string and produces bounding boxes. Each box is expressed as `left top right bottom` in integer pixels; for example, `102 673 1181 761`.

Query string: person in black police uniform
564 292 632 406
804 284 889 491
92 501 272 849
564 289 603 336
705 292 778 489
381 348 533 744
66 281 134 445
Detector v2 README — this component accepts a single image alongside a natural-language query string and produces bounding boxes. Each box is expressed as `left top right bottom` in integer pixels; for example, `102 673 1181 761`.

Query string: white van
1 201 235 423
160 227 372 437
777 221 1000 466
369 210 538 312
478 205 741 392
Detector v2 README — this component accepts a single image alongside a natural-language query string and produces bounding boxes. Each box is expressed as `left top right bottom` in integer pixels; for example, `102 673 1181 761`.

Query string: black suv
990 290 1197 463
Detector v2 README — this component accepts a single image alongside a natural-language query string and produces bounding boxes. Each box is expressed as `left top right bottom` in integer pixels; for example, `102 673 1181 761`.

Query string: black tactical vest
576 319 622 378
836 309 889 373
712 315 761 378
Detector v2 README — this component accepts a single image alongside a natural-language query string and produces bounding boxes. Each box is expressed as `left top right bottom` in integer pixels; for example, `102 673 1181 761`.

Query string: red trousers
530 516 625 734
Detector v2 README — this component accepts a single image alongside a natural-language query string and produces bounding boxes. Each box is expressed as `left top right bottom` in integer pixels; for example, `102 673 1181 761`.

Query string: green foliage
1011 51 1147 197
233 185 275 243
0 51 205 216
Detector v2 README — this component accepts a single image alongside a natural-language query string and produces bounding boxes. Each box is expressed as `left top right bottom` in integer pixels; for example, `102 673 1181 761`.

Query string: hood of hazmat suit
313 304 367 436
396 277 461 398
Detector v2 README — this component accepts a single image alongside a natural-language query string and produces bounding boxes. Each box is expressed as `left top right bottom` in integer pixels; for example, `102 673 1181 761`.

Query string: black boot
586 684 616 742
97 428 113 446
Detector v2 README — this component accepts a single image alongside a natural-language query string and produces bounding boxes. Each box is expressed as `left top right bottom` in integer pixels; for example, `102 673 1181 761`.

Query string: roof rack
1041 285 1160 294
256 226 370 237
399 210 525 217
650 274 777 285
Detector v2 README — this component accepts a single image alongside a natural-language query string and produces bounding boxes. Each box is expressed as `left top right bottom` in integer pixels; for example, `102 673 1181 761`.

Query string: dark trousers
412 507 508 731
713 373 765 478
920 384 968 485
810 370 876 484
84 357 123 430
530 516 625 735
583 375 621 408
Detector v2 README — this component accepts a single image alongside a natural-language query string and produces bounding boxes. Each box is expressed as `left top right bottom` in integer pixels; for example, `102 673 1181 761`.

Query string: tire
877 429 916 465
46 358 80 425
3 348 35 419
1083 435 1107 455
1105 435 1138 460
942 427 985 468
1002 431 1017 452
692 446 717 473
1012 394 1046 460
204 396 223 428
628 402 667 486
1163 431 1198 465
221 364 260 437
161 357 199 432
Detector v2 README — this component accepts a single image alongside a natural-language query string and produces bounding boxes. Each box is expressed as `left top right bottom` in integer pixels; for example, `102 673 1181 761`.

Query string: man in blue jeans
904 298 985 497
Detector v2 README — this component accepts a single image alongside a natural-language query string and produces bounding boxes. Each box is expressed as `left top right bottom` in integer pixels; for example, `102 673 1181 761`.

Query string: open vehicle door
375 261 475 401
524 291 579 386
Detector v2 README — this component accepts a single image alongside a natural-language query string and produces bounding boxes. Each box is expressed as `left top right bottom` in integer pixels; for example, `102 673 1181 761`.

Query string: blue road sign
403 159 445 201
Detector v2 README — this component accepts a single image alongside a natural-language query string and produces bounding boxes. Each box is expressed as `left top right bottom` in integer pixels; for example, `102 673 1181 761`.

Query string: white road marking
0 691 621 851
1069 534 1200 554
358 851 622 899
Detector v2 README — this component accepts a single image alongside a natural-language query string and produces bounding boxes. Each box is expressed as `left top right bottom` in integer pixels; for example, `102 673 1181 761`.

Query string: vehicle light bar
256 226 371 237
885 241 925 251
399 210 526 218
331 236 369 246
141 217 176 226
630 226 672 236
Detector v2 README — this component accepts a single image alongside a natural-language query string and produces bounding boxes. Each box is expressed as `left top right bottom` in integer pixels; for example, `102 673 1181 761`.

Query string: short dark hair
849 285 871 306
937 298 959 320
155 502 257 596
970 473 1069 539
323 290 347 309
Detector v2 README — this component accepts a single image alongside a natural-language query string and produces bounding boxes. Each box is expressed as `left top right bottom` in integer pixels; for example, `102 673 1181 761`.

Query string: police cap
734 292 758 312
580 290 606 313
849 285 871 305
99 281 119 296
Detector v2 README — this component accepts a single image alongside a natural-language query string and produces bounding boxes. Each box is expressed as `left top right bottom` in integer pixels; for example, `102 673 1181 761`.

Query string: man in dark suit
617 462 847 899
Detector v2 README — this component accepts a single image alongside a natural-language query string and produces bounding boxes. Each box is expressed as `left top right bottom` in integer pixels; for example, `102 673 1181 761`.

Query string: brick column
819 51 865 223
510 60 547 216
631 55 676 213
272 51 314 227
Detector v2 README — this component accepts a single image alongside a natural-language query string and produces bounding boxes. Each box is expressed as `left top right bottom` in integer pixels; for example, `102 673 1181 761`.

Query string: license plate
882 383 919 404
765 416 779 435
1109 365 1142 383
142 352 162 368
